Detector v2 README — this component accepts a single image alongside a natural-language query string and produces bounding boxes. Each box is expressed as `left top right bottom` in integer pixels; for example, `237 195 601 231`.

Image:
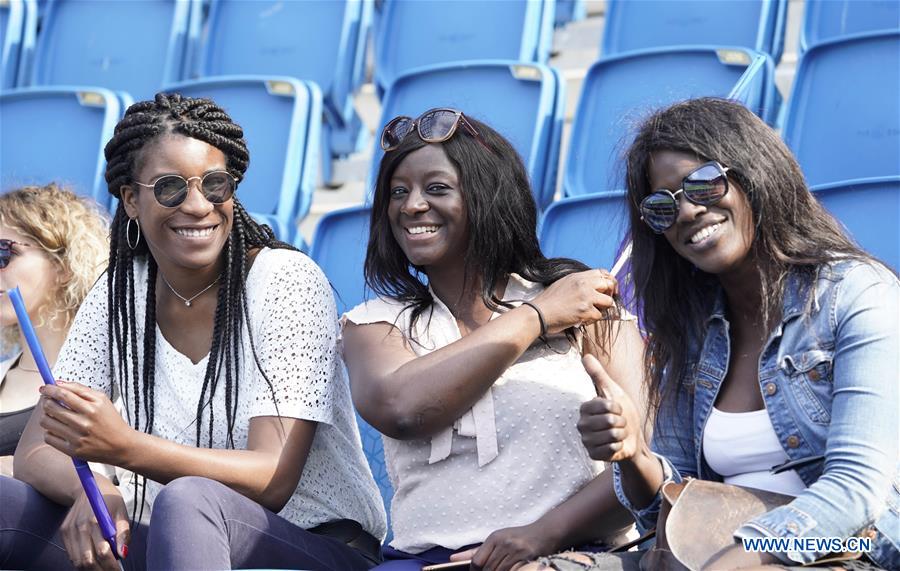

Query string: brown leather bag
614 479 863 570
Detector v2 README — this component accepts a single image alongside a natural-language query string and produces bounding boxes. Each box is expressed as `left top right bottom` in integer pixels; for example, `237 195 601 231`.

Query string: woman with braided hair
0 93 387 571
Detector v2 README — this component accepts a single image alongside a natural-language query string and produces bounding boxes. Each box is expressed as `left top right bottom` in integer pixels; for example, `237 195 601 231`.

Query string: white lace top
54 248 387 539
342 274 606 553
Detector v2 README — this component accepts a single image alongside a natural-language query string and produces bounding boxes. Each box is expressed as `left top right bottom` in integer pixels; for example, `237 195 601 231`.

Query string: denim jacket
613 260 899 568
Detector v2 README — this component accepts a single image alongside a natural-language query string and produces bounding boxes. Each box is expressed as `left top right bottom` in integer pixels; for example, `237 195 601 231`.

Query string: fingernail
122 544 129 558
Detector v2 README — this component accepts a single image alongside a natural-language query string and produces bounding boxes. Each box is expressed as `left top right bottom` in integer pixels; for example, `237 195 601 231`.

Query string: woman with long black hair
342 109 647 571
545 98 898 570
0 93 386 571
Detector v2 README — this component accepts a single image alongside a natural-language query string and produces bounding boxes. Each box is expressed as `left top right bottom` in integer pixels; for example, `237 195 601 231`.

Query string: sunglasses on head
380 108 483 152
132 170 237 208
0 239 33 269
639 161 731 233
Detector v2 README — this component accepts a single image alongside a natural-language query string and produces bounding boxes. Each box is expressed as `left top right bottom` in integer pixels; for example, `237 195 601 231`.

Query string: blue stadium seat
539 191 629 271
801 0 900 52
309 204 393 542
563 46 776 198
374 0 552 95
26 0 192 100
369 60 564 209
555 0 586 27
0 86 120 206
782 31 900 187
811 177 900 271
16 0 35 86
193 0 371 168
602 0 788 63
166 76 322 242
309 204 373 315
1 0 23 88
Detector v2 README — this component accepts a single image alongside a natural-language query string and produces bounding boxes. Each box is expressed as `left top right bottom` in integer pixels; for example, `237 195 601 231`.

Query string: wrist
518 301 547 340
117 427 142 472
621 442 657 475
529 518 566 554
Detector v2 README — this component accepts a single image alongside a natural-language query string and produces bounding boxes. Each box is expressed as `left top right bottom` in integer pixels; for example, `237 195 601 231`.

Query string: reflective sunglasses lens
683 164 727 205
153 176 189 207
641 192 678 232
201 172 235 203
382 117 414 150
0 240 12 269
418 109 459 142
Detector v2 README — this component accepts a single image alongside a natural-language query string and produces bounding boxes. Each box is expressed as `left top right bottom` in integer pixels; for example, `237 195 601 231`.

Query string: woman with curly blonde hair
0 183 109 475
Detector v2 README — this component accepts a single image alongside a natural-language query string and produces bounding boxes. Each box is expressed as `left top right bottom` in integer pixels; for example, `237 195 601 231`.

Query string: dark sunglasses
639 161 731 233
0 239 33 269
132 171 237 208
381 108 483 151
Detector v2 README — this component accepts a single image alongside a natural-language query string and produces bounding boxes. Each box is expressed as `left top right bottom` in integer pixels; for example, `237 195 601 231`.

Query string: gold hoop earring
126 217 141 250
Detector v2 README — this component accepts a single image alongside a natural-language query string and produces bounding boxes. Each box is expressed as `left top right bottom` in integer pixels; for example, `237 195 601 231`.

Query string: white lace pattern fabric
54 248 387 539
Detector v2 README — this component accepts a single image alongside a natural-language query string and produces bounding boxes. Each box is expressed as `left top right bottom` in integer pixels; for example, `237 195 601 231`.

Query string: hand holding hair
577 354 645 463
529 269 619 336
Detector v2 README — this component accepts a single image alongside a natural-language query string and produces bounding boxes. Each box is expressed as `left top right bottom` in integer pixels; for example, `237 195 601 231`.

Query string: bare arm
24 382 315 512
343 270 618 439
14 396 109 506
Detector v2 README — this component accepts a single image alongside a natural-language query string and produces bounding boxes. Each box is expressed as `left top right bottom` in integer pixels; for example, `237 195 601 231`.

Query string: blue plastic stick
8 287 122 563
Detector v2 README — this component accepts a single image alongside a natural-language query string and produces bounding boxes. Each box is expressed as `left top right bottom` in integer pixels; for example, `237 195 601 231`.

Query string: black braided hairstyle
103 93 296 514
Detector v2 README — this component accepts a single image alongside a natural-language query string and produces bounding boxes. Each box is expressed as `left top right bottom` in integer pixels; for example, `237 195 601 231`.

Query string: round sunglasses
133 171 237 208
639 161 731 233
381 108 482 151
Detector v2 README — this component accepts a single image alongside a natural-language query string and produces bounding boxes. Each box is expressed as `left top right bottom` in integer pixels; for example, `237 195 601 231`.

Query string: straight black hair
366 112 618 345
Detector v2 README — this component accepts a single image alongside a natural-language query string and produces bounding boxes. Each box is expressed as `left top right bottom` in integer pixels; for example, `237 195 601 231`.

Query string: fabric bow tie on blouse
424 287 501 468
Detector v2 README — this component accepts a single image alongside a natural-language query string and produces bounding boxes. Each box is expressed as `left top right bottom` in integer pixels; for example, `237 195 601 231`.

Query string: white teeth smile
407 226 439 235
175 226 217 238
689 223 721 244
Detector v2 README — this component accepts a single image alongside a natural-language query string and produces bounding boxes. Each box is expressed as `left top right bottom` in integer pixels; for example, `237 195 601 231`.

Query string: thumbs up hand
577 354 646 463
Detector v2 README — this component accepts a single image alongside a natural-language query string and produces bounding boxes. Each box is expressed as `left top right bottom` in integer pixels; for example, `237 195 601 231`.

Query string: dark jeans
0 475 379 570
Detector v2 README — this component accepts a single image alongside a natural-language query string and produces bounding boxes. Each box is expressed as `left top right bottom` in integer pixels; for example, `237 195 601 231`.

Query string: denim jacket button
808 369 821 381
766 382 777 395
787 435 800 448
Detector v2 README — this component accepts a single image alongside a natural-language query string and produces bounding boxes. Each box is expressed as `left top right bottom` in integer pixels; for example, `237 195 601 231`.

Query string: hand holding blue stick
9 287 124 566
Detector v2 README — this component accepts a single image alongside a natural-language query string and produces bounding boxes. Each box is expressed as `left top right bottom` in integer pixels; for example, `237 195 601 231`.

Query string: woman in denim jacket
564 98 898 570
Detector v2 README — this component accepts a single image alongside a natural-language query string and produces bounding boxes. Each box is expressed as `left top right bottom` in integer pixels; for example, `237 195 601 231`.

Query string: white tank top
703 406 807 496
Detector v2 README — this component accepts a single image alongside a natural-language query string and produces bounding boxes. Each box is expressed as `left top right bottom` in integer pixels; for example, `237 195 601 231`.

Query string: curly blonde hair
0 184 109 335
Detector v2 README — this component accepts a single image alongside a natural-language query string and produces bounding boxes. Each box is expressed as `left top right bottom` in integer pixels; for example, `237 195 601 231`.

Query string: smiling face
120 134 233 273
386 144 469 271
649 150 756 276
0 227 57 328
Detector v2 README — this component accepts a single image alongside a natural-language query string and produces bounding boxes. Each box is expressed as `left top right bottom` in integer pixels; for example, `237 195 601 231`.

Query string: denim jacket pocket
782 349 834 426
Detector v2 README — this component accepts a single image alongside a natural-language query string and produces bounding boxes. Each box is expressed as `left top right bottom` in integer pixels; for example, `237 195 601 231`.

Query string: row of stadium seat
6 0 898 94
3 28 896 240
2 0 897 160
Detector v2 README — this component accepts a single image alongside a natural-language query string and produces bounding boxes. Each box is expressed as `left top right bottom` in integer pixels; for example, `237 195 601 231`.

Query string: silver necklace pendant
160 273 221 308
